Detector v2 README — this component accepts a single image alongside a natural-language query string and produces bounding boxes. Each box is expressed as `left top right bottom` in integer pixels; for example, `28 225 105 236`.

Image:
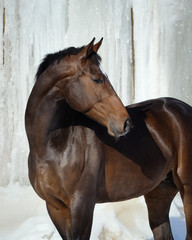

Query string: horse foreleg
144 173 178 240
46 202 72 240
70 191 96 240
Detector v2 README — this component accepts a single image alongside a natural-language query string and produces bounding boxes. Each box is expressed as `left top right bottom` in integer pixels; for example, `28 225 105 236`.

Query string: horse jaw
84 95 131 138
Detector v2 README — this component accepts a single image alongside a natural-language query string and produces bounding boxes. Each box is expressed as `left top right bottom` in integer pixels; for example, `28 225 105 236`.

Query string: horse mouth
108 119 131 138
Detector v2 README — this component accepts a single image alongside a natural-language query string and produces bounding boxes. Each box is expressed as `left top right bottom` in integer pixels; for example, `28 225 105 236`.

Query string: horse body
96 98 188 202
25 39 192 240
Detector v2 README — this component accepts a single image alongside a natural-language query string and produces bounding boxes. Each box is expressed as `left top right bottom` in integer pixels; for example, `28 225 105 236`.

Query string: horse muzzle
108 118 131 138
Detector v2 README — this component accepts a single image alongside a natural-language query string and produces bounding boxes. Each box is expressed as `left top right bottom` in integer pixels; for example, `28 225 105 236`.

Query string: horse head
54 38 131 138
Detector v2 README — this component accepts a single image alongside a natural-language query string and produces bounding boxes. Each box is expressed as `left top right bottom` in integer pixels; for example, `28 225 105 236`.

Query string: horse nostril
123 119 130 133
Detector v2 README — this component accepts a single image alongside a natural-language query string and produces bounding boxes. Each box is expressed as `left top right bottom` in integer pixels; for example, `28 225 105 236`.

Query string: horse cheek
64 81 86 112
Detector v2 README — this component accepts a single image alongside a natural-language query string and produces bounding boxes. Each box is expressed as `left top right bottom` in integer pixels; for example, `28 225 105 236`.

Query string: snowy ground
0 184 186 240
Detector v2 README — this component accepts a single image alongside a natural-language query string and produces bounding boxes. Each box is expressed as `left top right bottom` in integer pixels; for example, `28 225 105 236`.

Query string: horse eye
93 78 103 84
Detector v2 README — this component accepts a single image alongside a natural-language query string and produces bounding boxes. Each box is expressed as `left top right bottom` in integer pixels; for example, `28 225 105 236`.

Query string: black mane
36 46 101 80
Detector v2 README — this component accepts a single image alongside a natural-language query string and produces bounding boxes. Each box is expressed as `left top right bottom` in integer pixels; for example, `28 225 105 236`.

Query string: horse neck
25 72 74 155
25 68 98 156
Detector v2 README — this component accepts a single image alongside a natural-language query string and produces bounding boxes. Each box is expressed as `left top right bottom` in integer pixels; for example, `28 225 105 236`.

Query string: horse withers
25 38 192 240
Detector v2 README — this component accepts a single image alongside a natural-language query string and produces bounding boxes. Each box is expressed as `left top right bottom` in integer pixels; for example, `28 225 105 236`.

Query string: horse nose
108 117 131 138
123 118 131 133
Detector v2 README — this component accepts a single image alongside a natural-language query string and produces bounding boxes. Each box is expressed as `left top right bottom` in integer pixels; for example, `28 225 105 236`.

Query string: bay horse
25 38 192 240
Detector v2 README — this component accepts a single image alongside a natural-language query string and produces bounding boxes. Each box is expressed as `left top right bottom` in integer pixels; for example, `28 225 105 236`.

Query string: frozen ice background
0 0 192 239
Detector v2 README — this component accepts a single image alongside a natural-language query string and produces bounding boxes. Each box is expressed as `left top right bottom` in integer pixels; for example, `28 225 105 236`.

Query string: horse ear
79 38 95 59
93 37 103 53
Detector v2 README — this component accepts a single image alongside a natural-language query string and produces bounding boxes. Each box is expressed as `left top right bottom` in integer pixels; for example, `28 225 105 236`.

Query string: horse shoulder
29 126 103 206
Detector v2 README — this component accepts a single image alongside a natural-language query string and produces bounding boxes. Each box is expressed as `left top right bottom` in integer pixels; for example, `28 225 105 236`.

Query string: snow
0 184 186 240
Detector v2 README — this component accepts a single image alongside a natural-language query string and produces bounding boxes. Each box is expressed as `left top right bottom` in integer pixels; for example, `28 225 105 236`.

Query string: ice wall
0 0 192 185
134 0 192 102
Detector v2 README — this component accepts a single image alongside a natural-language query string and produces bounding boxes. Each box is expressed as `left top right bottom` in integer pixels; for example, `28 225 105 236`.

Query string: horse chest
31 127 102 203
